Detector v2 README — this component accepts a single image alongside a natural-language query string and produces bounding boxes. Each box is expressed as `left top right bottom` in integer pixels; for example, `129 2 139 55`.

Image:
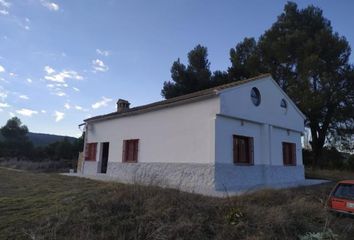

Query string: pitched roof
84 73 272 123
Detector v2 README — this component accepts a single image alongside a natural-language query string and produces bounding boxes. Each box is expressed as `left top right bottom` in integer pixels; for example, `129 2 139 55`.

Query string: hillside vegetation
0 132 76 147
0 168 353 240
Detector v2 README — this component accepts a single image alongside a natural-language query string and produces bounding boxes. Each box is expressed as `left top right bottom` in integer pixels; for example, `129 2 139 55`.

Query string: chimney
117 99 130 113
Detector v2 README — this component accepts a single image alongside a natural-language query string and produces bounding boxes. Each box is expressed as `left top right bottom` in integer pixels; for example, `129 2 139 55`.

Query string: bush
0 159 72 172
303 148 349 171
299 229 338 240
347 155 354 171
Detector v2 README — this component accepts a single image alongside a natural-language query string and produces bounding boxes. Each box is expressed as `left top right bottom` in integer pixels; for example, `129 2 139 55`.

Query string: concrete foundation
82 161 310 196
215 163 305 191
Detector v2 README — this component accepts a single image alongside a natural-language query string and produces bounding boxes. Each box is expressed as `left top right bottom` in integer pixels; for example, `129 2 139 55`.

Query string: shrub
299 229 338 240
347 155 354 171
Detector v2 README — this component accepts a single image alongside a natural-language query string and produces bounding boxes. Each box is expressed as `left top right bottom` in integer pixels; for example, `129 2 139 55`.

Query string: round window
280 99 287 109
250 87 261 106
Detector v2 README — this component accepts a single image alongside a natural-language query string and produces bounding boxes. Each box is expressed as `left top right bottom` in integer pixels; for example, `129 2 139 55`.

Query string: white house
79 74 307 196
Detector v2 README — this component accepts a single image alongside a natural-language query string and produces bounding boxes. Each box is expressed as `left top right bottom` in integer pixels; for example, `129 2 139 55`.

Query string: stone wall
82 161 306 196
83 161 98 175
106 162 215 195
215 163 305 192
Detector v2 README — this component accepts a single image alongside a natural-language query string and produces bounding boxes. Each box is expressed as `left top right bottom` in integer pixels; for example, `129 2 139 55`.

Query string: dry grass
0 159 71 172
0 168 353 240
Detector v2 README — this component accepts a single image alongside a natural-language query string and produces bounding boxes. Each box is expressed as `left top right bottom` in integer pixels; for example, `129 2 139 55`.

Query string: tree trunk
310 124 328 169
309 121 326 169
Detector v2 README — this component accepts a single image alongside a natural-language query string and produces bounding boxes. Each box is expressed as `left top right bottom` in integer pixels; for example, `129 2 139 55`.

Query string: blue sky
0 0 353 137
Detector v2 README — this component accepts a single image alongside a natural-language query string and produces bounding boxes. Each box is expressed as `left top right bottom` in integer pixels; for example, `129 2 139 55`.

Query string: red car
328 180 354 216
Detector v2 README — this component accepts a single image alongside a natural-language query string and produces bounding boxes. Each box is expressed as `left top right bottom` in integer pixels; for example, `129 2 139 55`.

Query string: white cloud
74 105 88 111
0 0 10 14
0 9 8 15
0 0 10 8
0 102 10 108
0 65 5 73
73 87 80 92
9 72 16 77
27 78 32 83
44 65 55 74
41 110 46 113
56 83 68 88
54 111 64 122
9 112 15 117
55 91 66 97
0 88 8 100
96 49 110 57
92 96 112 109
19 95 29 100
64 103 71 109
0 77 8 83
44 66 83 83
40 0 59 11
16 108 38 117
74 105 83 110
92 59 109 72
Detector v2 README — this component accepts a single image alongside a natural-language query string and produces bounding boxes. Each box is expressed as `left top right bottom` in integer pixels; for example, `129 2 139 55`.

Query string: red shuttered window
233 135 254 165
282 142 296 166
85 143 97 161
122 139 139 163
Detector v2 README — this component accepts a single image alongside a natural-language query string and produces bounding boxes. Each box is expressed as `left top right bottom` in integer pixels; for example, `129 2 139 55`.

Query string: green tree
1 117 29 141
228 2 354 167
160 2 354 168
228 37 265 81
0 117 33 158
161 45 228 98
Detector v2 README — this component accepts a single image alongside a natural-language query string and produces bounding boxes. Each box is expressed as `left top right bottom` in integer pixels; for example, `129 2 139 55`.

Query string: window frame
282 142 296 166
122 139 139 163
85 142 97 161
233 135 254 165
280 99 287 109
250 87 261 106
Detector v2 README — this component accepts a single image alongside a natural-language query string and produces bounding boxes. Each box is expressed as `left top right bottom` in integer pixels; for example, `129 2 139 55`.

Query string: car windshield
333 183 354 200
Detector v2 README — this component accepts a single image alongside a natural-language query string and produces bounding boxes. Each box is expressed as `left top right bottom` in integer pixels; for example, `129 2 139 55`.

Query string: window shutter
233 135 253 165
133 140 139 162
282 142 296 166
85 144 89 160
85 143 97 161
291 143 296 165
248 138 254 164
233 136 237 163
122 140 127 162
89 144 92 160
92 143 97 161
122 139 139 163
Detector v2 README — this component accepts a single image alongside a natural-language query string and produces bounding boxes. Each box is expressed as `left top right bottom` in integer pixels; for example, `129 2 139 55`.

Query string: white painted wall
215 116 262 164
84 77 305 172
86 97 220 165
215 116 303 167
215 77 305 166
219 77 305 132
271 127 303 166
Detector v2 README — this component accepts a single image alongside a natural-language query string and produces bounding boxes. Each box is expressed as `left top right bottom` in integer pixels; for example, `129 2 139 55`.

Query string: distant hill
0 132 77 147
27 132 77 146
